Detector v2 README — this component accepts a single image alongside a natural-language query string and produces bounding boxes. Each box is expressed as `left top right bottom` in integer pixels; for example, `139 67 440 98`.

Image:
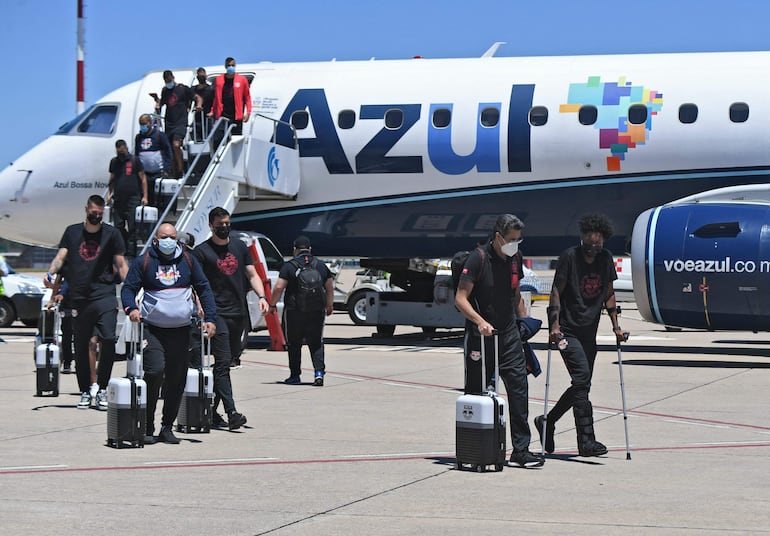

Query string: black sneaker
61 363 72 374
508 450 545 468
578 439 608 457
230 358 242 370
534 415 555 454
284 376 301 385
228 412 247 431
143 435 157 445
158 425 181 444
212 411 227 427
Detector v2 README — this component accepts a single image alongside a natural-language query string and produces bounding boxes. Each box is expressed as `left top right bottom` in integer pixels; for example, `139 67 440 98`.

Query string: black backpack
291 257 326 312
451 246 486 291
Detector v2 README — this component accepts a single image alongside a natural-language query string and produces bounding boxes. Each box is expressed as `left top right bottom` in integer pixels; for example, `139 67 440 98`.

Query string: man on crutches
536 213 630 457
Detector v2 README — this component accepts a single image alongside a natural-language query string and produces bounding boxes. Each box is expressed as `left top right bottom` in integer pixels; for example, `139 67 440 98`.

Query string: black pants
189 316 243 414
284 308 326 378
113 195 141 257
547 326 599 424
142 323 190 431
72 297 117 393
464 326 531 452
60 312 74 367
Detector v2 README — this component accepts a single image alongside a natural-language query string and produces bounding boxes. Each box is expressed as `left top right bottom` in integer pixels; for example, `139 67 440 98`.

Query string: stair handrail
138 117 235 256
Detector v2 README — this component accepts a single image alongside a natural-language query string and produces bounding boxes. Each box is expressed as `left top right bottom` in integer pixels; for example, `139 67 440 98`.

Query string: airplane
2 47 770 301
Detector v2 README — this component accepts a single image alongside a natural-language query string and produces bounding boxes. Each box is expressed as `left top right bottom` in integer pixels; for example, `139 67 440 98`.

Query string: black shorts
165 122 187 142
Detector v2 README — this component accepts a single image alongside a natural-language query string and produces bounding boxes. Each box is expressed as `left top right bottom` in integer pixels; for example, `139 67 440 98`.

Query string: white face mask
501 240 519 257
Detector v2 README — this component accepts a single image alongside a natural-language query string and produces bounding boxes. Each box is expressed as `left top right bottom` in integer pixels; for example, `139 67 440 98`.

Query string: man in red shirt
209 57 251 136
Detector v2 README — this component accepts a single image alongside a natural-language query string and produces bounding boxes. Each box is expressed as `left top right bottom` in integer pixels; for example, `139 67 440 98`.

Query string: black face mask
87 213 102 225
197 75 207 84
117 151 128 160
214 226 230 239
581 243 602 257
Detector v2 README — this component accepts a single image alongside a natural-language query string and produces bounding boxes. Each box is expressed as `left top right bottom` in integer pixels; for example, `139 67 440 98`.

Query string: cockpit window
55 104 119 136
55 108 91 134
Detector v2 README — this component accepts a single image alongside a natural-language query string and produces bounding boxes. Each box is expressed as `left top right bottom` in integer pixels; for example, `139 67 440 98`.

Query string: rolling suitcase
35 305 60 397
154 178 182 214
135 205 158 244
455 332 507 472
177 320 214 433
107 322 147 448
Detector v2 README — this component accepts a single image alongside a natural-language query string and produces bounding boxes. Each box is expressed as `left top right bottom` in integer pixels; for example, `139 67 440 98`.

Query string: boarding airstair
134 114 299 349
139 114 300 250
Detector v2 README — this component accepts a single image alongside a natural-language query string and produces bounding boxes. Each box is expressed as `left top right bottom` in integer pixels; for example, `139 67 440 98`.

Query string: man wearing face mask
106 140 148 257
541 213 629 457
122 223 217 444
454 214 544 468
134 114 172 207
209 57 251 136
153 70 194 178
192 207 268 429
46 195 128 410
192 67 214 142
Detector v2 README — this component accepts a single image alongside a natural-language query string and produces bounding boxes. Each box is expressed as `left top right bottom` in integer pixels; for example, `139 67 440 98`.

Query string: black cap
293 235 311 250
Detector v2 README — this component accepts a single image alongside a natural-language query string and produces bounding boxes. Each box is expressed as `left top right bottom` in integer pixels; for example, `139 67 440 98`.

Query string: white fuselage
1 51 769 256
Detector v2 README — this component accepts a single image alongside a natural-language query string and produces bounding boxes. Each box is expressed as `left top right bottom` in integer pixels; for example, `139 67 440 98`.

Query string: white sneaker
77 392 92 409
95 389 108 411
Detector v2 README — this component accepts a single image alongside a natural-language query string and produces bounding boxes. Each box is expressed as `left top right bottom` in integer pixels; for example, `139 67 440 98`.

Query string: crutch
616 334 631 460
540 341 553 457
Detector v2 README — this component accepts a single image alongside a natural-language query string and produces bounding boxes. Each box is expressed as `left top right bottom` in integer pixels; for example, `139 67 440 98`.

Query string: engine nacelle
632 202 770 330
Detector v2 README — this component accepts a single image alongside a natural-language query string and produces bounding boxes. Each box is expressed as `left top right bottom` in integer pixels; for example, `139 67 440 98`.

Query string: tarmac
2 296 770 535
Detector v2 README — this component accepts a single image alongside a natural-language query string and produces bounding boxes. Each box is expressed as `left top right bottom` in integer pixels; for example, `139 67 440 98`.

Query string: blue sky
2 0 769 168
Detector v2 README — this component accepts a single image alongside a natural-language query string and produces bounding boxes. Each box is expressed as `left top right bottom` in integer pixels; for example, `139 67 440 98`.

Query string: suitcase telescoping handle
480 330 499 394
199 317 211 370
43 302 61 345
129 320 144 379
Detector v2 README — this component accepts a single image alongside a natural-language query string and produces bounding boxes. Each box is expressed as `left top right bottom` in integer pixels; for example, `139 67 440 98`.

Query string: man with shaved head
121 222 217 444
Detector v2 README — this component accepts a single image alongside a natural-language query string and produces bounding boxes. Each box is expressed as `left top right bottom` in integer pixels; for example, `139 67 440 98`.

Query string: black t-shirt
160 84 193 127
108 154 144 201
278 253 333 310
193 238 253 317
553 246 617 333
222 77 235 120
459 241 523 333
58 223 125 304
194 83 214 114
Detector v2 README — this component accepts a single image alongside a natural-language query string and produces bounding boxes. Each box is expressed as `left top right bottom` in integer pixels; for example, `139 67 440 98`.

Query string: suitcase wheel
52 389 59 397
495 464 504 472
475 465 485 473
36 390 42 397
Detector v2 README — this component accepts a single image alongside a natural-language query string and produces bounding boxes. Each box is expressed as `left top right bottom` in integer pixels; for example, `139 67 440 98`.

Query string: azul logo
560 77 663 172
274 86 536 175
267 146 280 186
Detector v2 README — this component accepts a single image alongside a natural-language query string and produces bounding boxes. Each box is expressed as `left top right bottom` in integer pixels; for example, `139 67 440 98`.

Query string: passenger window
679 104 698 124
76 105 118 135
579 105 597 125
385 109 403 129
338 110 356 129
291 111 309 130
480 107 499 127
628 104 648 125
432 108 451 128
529 106 548 126
730 102 749 123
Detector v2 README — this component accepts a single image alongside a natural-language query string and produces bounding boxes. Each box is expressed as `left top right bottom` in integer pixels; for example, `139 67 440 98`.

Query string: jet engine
631 187 770 331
